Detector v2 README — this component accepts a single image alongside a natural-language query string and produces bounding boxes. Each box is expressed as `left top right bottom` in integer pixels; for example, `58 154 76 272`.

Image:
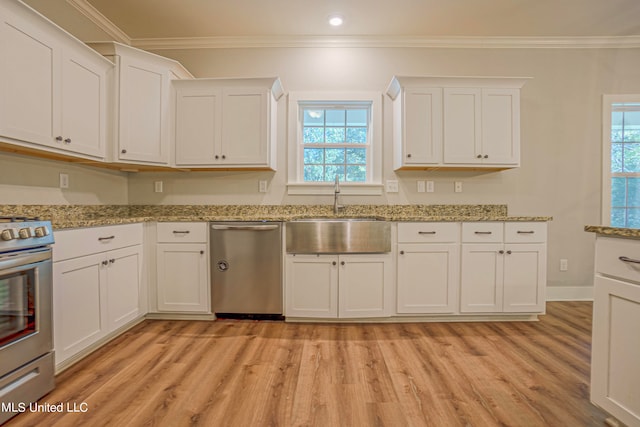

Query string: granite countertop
584 225 640 239
0 204 552 230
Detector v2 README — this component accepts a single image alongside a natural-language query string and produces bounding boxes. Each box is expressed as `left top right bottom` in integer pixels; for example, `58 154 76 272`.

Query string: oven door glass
0 268 36 348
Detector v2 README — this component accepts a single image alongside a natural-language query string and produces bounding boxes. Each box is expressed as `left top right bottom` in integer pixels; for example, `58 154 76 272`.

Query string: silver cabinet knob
64 138 71 144
55 136 63 142
483 154 488 159
121 149 127 154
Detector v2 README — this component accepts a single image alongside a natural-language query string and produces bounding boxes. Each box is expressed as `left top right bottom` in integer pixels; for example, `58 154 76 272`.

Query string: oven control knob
1 228 18 241
34 226 50 237
18 227 33 239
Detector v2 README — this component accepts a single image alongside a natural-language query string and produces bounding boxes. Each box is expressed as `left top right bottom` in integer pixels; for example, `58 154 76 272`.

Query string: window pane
612 177 626 207
612 143 623 173
347 109 367 126
346 148 366 164
624 111 640 142
628 177 640 207
346 127 367 143
611 208 626 227
346 165 366 182
325 127 345 143
623 143 640 172
303 127 324 143
325 148 345 164
612 111 624 142
325 165 345 181
304 148 324 164
303 110 324 126
325 110 345 126
304 165 324 182
627 208 640 228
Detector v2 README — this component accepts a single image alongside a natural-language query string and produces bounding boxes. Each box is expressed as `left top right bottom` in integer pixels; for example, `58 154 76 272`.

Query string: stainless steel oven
0 217 55 425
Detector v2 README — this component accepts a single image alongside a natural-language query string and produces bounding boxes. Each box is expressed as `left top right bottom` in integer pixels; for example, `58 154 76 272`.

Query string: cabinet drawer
157 222 207 243
504 222 547 243
462 222 503 243
596 236 640 284
53 223 143 262
397 223 460 243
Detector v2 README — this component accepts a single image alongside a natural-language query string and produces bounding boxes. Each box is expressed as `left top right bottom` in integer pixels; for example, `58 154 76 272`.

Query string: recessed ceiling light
328 15 344 27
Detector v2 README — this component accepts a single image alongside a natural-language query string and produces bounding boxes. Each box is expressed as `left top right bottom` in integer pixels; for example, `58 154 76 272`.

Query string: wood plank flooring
5 302 609 426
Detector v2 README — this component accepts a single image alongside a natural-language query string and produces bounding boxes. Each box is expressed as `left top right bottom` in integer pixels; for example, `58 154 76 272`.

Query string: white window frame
602 94 640 226
287 92 383 195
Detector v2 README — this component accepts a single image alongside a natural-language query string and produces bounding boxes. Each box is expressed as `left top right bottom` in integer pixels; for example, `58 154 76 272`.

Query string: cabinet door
220 88 269 165
460 243 503 313
285 255 338 318
53 253 107 365
156 243 209 313
339 254 393 318
174 88 222 165
503 244 546 313
443 88 482 164
397 244 459 314
106 245 142 329
0 7 57 147
591 276 640 427
118 55 169 164
60 47 107 158
481 88 520 165
402 88 442 165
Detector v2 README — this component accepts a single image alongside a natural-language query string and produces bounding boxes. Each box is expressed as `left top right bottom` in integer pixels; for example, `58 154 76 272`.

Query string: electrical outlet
426 181 435 193
259 180 268 193
454 181 463 193
560 259 568 271
386 180 399 193
417 181 426 193
59 173 69 189
154 181 163 193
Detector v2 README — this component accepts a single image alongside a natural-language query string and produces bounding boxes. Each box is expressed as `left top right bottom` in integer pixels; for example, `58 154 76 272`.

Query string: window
288 92 382 195
603 95 640 227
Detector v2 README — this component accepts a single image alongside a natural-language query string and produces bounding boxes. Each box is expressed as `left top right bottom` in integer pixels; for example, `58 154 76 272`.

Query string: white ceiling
23 0 640 49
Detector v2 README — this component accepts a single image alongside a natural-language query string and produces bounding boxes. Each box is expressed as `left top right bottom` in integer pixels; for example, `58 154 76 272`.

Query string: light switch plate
59 173 69 189
154 181 163 193
417 181 426 193
426 181 435 193
386 180 399 193
454 181 463 193
259 180 268 193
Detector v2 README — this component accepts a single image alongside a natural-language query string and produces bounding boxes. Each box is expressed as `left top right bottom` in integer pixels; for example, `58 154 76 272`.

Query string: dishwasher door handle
211 224 279 231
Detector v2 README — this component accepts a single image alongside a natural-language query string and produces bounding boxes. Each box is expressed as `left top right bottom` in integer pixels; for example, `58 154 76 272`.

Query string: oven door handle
0 248 52 272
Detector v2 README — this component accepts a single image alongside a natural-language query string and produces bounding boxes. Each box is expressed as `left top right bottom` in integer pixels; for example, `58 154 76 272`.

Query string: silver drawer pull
517 231 535 234
98 236 115 241
418 231 436 235
172 230 190 234
618 256 640 264
474 231 492 235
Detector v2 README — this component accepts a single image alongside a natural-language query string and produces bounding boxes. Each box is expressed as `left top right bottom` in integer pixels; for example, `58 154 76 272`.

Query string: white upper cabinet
89 42 193 166
0 0 110 159
387 76 528 170
173 77 283 169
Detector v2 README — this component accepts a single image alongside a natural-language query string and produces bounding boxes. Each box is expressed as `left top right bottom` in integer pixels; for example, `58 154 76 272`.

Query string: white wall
128 45 640 293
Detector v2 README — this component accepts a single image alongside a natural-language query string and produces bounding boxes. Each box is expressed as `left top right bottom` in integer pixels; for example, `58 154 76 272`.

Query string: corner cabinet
591 236 640 427
88 42 193 166
173 77 283 170
386 76 528 171
285 253 393 319
0 0 111 160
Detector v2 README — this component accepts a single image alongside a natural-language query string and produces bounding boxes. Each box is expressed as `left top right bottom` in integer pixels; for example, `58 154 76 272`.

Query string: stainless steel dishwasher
210 222 283 319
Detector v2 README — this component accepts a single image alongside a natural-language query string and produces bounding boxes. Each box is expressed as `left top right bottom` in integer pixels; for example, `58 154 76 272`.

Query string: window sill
287 183 384 196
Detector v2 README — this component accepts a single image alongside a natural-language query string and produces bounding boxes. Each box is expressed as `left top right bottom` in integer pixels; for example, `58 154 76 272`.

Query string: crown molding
131 35 640 50
65 0 131 44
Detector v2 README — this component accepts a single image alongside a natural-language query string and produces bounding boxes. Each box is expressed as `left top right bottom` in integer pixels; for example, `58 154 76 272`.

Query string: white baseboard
546 286 594 301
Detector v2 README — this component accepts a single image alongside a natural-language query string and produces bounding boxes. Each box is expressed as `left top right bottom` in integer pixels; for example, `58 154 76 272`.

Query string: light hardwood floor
6 302 608 426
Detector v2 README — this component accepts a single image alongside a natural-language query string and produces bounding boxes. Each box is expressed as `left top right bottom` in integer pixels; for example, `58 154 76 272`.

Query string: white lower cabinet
285 254 393 318
155 223 210 313
591 236 640 427
53 224 143 367
460 222 547 314
396 223 461 314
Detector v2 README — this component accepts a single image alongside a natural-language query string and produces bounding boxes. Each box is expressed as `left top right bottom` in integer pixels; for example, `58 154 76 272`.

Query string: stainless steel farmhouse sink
286 218 391 254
